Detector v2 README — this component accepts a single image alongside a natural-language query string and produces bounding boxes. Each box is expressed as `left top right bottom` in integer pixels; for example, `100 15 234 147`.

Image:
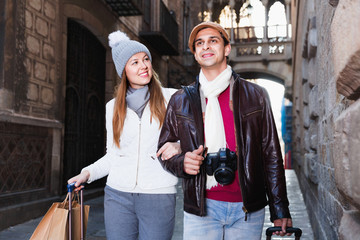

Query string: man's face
193 28 231 70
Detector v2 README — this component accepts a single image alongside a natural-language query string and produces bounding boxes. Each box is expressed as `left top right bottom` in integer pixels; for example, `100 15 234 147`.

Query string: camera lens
214 166 235 185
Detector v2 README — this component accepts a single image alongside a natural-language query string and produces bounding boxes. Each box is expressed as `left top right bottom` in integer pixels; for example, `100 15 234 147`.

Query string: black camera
205 148 237 185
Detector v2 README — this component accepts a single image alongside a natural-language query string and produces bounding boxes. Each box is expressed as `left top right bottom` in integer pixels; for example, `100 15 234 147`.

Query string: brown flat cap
188 21 230 54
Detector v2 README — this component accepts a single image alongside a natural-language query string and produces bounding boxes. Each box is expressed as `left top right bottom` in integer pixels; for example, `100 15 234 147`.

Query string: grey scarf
126 85 150 118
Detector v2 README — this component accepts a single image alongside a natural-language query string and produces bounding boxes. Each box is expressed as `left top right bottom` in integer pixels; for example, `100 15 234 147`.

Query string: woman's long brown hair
112 69 166 148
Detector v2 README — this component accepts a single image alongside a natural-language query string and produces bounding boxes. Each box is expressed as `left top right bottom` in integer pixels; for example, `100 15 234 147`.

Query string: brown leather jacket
158 71 291 222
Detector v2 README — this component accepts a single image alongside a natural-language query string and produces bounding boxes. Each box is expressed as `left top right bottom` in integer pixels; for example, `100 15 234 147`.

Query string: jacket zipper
242 206 248 221
135 120 141 186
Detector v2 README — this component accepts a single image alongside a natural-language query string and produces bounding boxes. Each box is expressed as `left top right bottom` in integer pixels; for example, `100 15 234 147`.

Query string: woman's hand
67 170 90 191
156 142 181 160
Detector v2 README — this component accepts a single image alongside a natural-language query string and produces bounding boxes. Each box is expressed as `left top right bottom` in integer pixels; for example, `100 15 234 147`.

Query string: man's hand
273 218 293 236
183 145 204 175
156 142 181 160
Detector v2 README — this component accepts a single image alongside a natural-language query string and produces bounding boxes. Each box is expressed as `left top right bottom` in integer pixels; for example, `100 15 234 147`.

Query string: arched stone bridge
227 25 293 99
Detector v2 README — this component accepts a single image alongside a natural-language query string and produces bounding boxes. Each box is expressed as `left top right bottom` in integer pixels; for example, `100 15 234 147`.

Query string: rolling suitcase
67 183 85 240
265 227 302 240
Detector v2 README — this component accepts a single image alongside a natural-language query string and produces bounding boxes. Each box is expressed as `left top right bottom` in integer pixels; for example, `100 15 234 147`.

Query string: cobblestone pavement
0 170 313 240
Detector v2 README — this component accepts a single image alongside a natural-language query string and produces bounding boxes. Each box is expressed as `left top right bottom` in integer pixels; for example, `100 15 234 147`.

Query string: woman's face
124 52 152 89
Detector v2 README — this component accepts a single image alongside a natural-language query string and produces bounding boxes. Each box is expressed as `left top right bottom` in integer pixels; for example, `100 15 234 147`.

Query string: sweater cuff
81 167 93 184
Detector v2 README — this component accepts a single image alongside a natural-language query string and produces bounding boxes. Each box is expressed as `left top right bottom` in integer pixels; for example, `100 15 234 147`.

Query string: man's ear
225 44 231 57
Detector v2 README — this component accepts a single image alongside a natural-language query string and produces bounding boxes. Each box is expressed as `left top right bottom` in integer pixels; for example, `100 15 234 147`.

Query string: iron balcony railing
104 0 143 16
226 24 291 43
227 24 292 62
139 0 178 55
160 0 178 51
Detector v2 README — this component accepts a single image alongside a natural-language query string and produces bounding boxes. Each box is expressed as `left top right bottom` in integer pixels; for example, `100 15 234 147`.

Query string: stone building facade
0 0 199 230
291 0 360 239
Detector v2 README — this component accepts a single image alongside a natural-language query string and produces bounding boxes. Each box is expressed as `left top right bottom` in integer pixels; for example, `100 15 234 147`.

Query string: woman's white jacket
82 88 178 194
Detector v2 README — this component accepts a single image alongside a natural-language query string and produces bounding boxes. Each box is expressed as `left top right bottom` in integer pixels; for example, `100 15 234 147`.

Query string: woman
68 30 180 240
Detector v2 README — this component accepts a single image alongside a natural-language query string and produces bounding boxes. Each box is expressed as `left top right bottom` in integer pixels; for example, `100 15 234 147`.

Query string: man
157 21 292 240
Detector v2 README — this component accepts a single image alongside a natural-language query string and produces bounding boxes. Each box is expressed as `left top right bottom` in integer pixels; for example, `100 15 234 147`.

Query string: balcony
227 25 292 62
139 0 178 55
104 0 143 16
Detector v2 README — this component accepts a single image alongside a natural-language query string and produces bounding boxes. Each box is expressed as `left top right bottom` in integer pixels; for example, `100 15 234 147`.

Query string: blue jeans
104 185 176 240
183 199 265 240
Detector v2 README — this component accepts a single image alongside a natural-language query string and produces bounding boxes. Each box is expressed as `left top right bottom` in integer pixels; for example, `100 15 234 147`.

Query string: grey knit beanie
108 30 152 77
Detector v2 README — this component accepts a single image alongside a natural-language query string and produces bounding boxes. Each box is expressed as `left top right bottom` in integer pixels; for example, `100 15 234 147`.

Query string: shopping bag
47 201 69 240
49 192 90 240
30 195 69 240
29 202 60 239
30 192 90 240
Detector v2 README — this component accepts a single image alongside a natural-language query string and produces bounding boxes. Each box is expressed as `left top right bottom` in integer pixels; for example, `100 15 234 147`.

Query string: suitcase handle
266 227 302 237
67 182 85 192
67 182 85 240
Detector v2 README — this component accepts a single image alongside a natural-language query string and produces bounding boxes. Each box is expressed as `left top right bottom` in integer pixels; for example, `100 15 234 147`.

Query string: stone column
230 0 235 44
0 0 4 83
201 0 205 21
207 0 213 21
262 0 269 42
0 0 15 111
285 0 291 39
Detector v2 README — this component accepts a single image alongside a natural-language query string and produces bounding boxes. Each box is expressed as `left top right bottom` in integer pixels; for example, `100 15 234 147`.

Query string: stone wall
0 0 131 230
0 0 199 230
292 0 360 239
24 0 59 118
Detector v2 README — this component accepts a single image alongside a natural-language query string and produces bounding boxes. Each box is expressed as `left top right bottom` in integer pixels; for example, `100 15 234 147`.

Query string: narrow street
1 1 360 239
0 170 314 240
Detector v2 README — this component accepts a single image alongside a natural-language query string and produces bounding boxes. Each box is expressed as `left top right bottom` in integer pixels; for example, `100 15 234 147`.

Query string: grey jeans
104 185 176 240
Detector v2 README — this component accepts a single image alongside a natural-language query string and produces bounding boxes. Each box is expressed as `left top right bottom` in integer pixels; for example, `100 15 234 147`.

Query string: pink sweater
206 86 242 202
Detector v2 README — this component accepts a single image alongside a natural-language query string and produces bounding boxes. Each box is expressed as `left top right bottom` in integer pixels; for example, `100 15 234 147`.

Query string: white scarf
199 65 232 189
